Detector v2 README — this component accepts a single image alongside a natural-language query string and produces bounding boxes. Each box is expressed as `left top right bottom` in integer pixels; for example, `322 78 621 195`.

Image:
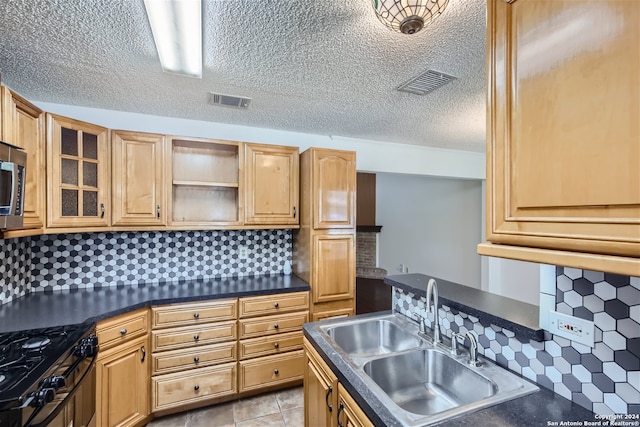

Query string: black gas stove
0 323 98 427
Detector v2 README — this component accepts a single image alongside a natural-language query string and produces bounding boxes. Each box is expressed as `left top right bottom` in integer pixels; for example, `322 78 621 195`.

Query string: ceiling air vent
397 70 457 95
208 92 251 109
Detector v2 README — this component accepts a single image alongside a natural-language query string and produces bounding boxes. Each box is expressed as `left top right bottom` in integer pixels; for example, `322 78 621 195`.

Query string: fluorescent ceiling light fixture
144 0 202 78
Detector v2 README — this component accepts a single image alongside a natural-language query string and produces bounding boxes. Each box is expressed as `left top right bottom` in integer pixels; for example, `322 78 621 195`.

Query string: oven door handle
25 352 98 427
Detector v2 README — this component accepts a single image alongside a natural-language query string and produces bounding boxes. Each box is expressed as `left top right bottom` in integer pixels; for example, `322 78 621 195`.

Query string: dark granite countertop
0 274 310 333
385 273 544 342
303 313 597 427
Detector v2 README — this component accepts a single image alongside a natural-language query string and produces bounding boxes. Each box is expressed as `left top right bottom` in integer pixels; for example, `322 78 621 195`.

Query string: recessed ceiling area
0 0 486 153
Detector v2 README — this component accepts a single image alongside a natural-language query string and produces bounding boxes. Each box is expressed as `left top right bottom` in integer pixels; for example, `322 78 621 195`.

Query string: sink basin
363 349 497 416
312 313 539 426
326 319 421 357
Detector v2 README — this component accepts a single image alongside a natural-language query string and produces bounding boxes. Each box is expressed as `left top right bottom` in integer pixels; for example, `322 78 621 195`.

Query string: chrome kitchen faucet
426 278 441 345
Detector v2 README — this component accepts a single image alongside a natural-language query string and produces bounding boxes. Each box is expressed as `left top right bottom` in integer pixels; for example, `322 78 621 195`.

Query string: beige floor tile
235 412 285 427
147 412 188 427
282 407 304 427
233 393 280 422
187 401 234 427
276 386 304 411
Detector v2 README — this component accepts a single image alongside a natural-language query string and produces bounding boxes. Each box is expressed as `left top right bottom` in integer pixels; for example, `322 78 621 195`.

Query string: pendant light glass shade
372 0 449 34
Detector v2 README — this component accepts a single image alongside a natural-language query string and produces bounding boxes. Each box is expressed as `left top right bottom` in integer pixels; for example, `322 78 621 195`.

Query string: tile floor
146 386 304 427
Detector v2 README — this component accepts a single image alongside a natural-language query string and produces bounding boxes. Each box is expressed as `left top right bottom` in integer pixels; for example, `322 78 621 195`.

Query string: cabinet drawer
152 362 237 412
238 350 304 392
96 309 148 351
151 299 237 328
239 331 303 360
239 292 309 318
238 312 308 339
152 341 237 376
151 321 236 352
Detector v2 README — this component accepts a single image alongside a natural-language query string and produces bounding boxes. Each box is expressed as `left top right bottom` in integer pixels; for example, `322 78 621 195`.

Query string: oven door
25 352 97 427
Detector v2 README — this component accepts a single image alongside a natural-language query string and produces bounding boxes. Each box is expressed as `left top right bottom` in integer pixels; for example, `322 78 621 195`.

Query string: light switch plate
548 310 595 347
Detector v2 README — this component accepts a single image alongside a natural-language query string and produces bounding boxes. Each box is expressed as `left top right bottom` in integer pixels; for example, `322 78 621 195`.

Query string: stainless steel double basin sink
317 313 539 426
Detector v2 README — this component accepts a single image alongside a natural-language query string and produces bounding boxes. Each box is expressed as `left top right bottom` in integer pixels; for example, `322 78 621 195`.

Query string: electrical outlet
398 264 405 273
238 246 249 260
548 310 595 347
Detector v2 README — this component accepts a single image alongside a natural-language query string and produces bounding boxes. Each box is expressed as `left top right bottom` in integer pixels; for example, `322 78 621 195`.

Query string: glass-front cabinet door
47 113 110 227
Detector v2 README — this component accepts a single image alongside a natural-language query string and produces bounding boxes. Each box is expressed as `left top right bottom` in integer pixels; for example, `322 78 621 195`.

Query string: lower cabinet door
151 362 237 412
337 384 373 427
238 350 304 392
96 335 149 427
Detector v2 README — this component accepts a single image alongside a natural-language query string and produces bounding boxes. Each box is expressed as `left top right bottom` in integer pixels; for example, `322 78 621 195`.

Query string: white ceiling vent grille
397 70 457 95
208 92 251 109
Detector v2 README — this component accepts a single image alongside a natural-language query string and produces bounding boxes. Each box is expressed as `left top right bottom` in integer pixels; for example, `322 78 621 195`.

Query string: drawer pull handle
193 334 200 341
274 369 279 375
337 403 345 427
194 356 200 363
274 302 279 308
194 313 200 319
274 343 279 349
100 203 105 219
120 328 127 335
274 324 279 329
326 386 333 412
141 346 146 363
194 385 200 391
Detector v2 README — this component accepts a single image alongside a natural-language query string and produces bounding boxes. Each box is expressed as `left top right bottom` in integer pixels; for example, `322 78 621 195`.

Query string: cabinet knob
274 302 279 308
274 324 279 329
274 343 279 349
120 328 127 335
194 385 200 391
194 356 200 363
274 369 279 375
193 313 200 319
193 334 199 341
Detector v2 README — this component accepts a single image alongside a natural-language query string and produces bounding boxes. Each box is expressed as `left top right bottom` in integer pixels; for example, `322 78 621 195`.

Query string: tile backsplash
0 237 32 304
1 229 292 304
393 267 640 415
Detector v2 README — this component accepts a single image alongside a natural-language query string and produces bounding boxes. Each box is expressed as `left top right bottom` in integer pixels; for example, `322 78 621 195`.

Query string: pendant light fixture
372 0 449 34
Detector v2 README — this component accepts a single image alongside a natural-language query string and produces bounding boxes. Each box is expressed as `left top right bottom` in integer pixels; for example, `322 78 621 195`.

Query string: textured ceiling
0 0 486 152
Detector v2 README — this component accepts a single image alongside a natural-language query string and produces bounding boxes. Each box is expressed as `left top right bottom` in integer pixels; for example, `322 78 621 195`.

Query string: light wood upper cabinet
482 0 640 264
112 131 166 226
167 137 243 227
311 149 356 230
244 143 299 225
47 114 110 228
1 87 45 230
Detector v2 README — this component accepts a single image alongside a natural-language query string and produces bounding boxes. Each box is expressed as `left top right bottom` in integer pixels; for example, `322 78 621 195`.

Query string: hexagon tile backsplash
394 267 640 415
0 229 292 304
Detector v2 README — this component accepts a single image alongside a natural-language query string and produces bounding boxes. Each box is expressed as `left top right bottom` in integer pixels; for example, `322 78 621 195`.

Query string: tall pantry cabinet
294 148 356 321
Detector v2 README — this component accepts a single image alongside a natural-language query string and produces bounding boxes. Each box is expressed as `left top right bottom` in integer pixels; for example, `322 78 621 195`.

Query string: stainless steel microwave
0 141 26 230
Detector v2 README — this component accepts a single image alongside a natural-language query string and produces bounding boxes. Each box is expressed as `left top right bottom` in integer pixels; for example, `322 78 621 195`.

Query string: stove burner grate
22 337 51 350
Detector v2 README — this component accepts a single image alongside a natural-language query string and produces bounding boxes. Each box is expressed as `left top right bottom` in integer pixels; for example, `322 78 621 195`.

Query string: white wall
484 258 541 306
35 102 485 180
376 173 483 288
